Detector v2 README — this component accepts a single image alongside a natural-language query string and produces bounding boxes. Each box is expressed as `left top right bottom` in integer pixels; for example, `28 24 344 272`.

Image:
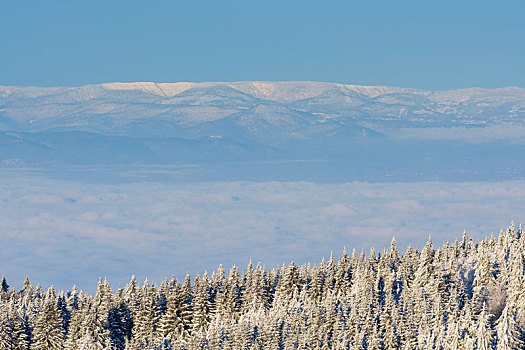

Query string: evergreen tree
32 287 65 350
475 303 496 350
0 307 16 349
496 304 524 350
106 303 129 350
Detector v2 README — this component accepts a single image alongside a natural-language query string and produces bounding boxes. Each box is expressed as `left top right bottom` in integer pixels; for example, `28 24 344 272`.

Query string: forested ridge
2 223 525 349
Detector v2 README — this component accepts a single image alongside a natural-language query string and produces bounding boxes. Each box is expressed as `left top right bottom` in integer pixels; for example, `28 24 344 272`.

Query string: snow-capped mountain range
1 81 524 179
1 81 524 135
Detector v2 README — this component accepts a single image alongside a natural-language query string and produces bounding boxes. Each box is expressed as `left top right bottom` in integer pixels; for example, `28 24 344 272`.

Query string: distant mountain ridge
1 81 525 178
1 81 524 136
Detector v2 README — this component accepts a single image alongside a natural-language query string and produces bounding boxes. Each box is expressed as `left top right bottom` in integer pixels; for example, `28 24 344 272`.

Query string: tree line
2 223 525 349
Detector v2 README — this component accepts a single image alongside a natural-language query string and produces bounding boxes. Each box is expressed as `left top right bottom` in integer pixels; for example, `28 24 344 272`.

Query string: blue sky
1 0 523 89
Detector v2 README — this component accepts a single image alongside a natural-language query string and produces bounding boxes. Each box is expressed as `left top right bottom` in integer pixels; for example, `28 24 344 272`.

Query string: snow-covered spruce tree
131 279 159 348
32 287 65 350
64 301 87 350
156 281 184 347
475 302 496 350
0 305 16 349
496 303 524 350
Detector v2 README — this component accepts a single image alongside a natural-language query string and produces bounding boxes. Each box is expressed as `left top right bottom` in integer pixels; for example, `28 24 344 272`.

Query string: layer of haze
1 0 524 89
1 169 524 292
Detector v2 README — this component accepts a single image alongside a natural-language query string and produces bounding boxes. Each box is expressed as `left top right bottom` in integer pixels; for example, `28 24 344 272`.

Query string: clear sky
0 0 524 90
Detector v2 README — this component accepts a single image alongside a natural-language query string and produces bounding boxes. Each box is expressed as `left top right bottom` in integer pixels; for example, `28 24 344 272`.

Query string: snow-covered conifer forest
2 224 525 349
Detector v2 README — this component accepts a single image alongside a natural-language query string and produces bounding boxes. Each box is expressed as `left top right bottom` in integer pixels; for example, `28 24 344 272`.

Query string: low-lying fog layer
1 169 524 291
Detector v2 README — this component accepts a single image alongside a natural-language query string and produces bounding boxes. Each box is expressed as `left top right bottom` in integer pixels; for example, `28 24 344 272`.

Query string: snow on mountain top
101 82 198 97
227 81 420 101
228 81 338 102
342 84 418 98
157 82 197 97
101 82 165 95
0 85 66 99
430 86 525 103
2 81 524 103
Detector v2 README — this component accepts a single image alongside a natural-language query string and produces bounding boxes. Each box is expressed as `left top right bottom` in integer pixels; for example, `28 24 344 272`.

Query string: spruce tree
496 304 524 350
32 287 65 350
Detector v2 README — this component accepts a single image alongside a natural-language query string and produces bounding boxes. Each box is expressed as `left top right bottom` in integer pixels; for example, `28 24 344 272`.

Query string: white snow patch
101 82 166 96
